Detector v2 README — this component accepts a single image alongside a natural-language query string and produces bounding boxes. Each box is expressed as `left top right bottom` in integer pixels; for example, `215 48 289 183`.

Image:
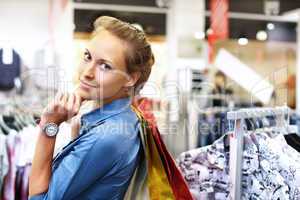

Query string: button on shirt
29 97 141 200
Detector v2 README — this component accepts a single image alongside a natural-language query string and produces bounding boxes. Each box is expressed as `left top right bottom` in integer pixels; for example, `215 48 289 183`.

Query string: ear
124 71 141 87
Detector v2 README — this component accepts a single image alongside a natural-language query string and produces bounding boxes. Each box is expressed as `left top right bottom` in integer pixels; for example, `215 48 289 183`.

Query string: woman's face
75 29 133 102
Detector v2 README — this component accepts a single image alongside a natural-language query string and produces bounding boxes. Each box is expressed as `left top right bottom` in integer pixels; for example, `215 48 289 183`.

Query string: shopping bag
125 107 175 200
131 98 194 200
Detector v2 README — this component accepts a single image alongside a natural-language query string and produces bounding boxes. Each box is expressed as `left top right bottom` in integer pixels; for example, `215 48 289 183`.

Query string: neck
93 93 131 109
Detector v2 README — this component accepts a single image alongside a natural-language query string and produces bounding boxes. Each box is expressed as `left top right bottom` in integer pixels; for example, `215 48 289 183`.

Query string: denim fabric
29 97 141 200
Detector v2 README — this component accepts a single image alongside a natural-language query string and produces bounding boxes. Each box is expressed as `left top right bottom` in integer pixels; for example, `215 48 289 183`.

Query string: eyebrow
84 48 114 66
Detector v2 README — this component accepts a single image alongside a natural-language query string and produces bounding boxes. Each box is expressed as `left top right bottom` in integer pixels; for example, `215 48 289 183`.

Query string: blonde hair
93 16 155 93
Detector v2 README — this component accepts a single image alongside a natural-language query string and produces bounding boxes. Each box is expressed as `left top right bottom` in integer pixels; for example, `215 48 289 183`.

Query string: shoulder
106 106 140 127
94 106 140 137
90 106 141 155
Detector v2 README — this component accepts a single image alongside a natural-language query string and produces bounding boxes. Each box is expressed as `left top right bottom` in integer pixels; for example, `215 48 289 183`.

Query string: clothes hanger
4 109 22 131
0 124 6 135
29 114 37 125
0 114 12 134
11 113 23 131
12 100 36 126
24 112 38 126
5 115 21 132
14 112 27 128
11 103 27 128
19 114 32 126
268 108 297 136
245 118 255 131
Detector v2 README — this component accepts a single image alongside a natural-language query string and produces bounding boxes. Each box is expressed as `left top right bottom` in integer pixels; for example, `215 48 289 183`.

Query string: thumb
73 84 84 105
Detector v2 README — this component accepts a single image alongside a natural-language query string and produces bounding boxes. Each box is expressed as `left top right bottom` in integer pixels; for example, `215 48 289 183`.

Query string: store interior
2 0 300 199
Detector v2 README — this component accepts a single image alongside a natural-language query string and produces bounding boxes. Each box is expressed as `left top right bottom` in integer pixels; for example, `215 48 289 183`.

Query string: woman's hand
30 91 82 197
40 92 83 126
70 114 81 140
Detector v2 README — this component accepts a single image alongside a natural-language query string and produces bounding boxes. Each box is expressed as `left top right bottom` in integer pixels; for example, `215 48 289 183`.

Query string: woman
28 16 154 199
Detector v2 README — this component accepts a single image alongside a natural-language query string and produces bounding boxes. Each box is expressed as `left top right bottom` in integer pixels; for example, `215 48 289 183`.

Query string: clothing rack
226 106 290 200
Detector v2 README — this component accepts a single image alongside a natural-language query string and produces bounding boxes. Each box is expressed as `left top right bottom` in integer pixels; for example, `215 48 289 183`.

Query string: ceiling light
256 30 268 41
238 37 248 46
267 23 275 30
194 31 205 39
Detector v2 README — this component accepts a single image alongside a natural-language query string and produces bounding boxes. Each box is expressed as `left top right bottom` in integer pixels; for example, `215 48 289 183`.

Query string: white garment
177 132 300 200
53 122 72 156
0 134 9 190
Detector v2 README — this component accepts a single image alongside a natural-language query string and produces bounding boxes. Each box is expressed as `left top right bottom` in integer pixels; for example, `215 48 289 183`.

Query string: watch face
45 123 58 137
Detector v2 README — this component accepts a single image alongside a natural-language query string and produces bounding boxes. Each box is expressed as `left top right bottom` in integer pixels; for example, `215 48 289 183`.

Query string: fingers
55 92 67 115
45 92 63 113
55 92 64 102
42 91 83 125
67 93 75 111
51 92 64 108
47 91 82 122
65 93 73 118
67 93 82 118
73 93 82 113
61 92 69 107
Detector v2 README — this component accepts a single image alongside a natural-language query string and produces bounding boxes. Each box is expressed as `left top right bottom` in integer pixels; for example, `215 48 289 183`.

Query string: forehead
87 29 127 68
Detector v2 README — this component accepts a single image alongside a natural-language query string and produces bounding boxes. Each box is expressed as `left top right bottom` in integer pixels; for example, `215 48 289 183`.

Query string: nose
82 62 95 80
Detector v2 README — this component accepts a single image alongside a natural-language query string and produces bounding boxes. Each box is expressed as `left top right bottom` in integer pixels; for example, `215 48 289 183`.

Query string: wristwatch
41 122 59 137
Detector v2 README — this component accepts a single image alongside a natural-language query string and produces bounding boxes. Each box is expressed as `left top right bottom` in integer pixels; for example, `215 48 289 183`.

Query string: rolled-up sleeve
29 126 124 200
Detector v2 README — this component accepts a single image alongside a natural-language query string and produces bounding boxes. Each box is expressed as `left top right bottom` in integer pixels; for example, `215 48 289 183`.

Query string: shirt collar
81 97 132 128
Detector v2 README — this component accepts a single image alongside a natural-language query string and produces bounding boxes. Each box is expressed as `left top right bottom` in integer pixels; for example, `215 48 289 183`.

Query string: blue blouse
29 97 141 200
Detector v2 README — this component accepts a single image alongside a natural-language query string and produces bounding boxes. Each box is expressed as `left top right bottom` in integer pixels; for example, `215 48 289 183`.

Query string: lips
79 80 98 88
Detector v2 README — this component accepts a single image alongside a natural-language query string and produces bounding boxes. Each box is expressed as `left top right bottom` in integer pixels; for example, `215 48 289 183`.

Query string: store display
0 134 9 196
0 112 43 200
178 107 300 200
178 132 300 199
2 1 300 199
0 110 71 200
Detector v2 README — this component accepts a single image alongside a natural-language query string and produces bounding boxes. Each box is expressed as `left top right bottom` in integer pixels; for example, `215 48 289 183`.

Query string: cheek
77 63 85 76
95 69 127 86
98 74 125 87
93 72 126 97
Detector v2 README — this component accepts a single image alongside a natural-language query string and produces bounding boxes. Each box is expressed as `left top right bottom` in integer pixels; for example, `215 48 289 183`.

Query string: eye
98 63 112 71
83 51 92 62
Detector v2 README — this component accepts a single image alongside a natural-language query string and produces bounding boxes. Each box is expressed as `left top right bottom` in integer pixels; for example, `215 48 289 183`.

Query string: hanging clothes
285 134 300 152
3 130 22 200
0 134 9 195
197 111 230 147
0 113 71 200
177 131 300 200
0 48 21 91
285 113 300 152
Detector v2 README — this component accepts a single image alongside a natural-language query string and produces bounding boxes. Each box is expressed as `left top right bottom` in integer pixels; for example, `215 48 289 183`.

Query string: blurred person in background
212 71 233 107
287 74 296 109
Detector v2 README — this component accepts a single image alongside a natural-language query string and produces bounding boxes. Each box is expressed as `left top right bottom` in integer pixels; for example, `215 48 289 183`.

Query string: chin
76 89 93 101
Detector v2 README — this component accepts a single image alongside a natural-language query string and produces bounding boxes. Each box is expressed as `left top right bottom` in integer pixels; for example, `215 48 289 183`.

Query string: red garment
133 98 194 200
